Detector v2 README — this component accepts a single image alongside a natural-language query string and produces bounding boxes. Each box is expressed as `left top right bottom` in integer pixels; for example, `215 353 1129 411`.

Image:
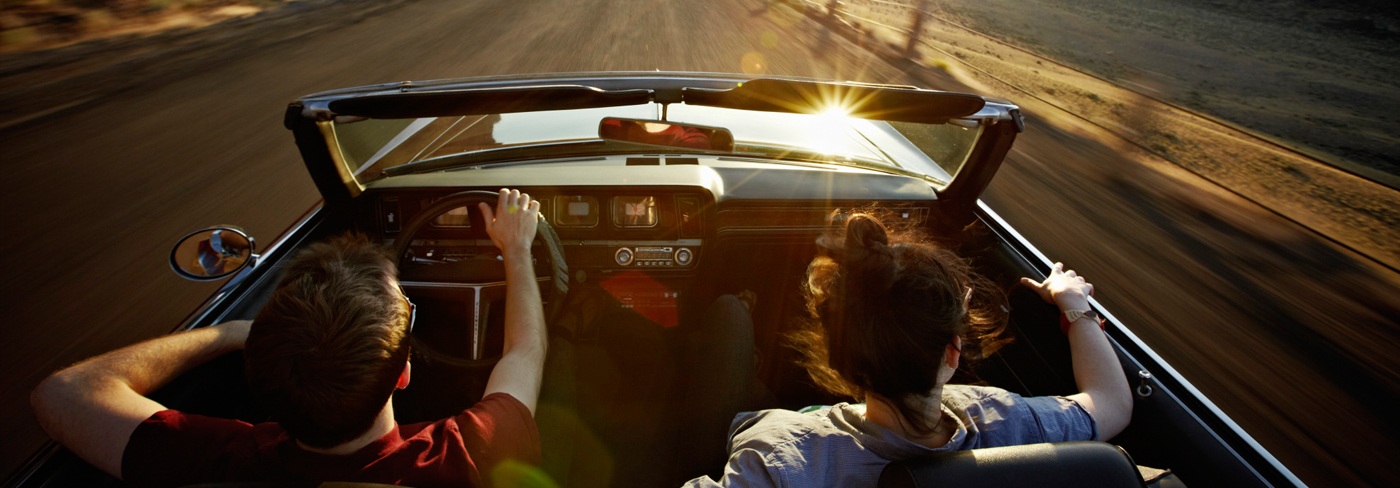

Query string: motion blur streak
1 0 1397 486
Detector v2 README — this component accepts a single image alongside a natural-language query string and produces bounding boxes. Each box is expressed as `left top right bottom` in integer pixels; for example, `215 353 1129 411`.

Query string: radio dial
675 248 693 266
615 248 634 266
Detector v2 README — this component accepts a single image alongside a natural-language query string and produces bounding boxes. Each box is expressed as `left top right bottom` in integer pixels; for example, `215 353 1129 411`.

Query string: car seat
878 441 1147 488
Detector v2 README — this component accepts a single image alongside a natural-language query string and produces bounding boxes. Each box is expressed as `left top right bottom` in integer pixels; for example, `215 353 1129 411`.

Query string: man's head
245 233 411 448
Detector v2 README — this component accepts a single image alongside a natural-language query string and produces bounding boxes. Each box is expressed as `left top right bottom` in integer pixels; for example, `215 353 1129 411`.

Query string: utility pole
905 0 931 58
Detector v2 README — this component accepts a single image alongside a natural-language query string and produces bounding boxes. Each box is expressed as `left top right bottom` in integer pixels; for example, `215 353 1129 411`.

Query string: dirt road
2 0 1396 485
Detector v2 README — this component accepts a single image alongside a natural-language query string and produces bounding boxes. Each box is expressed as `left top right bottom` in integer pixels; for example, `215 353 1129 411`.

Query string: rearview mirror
599 117 734 152
170 227 256 281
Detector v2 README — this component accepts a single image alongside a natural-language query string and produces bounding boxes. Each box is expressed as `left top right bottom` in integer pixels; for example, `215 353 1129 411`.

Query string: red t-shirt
121 392 540 488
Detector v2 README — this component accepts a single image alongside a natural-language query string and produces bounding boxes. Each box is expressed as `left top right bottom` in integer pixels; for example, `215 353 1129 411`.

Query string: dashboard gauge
432 206 472 228
613 196 658 228
554 195 599 227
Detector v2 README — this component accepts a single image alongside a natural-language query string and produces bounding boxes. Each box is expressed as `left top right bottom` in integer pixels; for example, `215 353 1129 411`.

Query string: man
31 189 547 487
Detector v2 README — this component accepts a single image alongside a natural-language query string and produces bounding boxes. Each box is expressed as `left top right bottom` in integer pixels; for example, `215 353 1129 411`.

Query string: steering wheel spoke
402 277 552 361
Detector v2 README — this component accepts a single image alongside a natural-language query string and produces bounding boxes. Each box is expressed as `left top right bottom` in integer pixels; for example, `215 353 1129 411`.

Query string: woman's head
790 213 1009 435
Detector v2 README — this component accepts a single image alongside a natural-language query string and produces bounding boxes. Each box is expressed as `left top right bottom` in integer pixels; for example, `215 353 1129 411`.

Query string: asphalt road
2 0 1397 485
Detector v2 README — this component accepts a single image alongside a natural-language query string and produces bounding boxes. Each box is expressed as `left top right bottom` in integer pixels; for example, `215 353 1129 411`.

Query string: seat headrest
878 441 1146 488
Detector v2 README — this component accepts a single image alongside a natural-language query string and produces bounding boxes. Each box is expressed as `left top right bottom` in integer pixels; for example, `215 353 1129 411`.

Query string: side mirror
170 227 257 281
599 117 735 152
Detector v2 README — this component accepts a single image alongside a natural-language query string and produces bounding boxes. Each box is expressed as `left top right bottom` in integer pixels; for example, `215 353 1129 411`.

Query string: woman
683 214 1133 487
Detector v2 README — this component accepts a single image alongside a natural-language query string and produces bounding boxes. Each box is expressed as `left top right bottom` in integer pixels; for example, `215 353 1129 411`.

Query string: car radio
614 246 694 267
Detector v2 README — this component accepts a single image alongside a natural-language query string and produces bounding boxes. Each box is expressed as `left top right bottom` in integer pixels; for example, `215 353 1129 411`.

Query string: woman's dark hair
788 212 1010 435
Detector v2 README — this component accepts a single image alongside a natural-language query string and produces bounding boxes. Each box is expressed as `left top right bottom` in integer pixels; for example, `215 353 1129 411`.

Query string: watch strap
1059 309 1105 335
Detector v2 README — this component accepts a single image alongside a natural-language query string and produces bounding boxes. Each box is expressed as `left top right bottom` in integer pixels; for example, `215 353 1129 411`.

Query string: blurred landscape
927 0 1400 180
3 0 279 52
2 0 1398 486
838 0 1400 271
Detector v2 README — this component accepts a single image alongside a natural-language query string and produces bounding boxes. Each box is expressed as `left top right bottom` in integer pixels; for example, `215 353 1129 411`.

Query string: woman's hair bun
840 214 896 290
845 214 889 250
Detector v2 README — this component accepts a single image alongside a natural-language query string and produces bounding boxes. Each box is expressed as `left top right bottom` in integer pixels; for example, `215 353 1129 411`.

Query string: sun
817 106 851 120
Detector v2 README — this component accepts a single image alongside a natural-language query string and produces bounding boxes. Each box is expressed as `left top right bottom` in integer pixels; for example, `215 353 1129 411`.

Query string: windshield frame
287 74 1022 229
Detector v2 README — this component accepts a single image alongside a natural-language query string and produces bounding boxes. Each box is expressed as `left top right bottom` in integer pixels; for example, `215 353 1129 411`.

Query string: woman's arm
1021 263 1133 439
29 320 250 478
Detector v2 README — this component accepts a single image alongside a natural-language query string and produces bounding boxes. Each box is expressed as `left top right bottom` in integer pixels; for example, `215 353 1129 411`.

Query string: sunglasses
399 286 416 334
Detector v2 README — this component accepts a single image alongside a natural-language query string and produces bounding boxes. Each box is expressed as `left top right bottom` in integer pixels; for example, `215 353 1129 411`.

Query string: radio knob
615 248 634 266
675 248 693 266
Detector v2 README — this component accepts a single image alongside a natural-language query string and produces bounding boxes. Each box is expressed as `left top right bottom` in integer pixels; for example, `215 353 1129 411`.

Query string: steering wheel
391 190 569 365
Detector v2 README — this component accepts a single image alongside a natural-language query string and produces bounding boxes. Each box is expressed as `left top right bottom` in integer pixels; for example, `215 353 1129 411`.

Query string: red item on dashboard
600 271 679 327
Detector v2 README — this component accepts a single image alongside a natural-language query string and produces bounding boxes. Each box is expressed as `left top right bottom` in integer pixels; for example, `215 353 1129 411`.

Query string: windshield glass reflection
334 103 978 185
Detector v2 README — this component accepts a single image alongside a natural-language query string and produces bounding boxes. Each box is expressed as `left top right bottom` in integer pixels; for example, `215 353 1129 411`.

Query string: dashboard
370 190 707 271
354 162 940 328
358 162 943 271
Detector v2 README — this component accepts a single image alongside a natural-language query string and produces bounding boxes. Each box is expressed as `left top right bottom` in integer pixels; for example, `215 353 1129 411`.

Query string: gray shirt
683 385 1097 488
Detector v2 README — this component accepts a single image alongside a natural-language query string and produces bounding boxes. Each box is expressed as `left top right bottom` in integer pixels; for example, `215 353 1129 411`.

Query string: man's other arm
479 189 548 415
30 320 250 478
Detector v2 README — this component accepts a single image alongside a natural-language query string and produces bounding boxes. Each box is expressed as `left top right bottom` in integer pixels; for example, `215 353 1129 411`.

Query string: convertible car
7 72 1305 488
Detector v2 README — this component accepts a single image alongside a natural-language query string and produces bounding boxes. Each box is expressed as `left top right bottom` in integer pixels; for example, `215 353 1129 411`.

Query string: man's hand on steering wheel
478 188 540 259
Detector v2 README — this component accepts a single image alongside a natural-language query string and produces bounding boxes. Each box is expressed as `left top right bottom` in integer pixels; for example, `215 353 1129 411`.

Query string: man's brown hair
244 233 411 448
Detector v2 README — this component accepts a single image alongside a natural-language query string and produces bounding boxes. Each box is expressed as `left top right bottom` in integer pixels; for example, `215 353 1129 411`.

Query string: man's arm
29 320 250 478
1021 263 1133 439
478 188 548 415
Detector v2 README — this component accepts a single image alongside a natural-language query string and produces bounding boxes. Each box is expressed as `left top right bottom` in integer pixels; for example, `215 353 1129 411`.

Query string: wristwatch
1059 309 1105 335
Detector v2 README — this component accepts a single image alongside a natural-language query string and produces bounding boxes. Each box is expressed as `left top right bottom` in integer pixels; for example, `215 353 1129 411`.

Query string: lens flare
741 51 768 75
760 31 779 49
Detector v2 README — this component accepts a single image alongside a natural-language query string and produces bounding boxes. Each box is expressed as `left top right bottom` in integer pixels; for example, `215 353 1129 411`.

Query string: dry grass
919 0 1400 179
0 0 274 53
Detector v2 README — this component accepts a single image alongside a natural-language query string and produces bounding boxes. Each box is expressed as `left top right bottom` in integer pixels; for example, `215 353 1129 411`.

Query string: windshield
331 103 982 186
